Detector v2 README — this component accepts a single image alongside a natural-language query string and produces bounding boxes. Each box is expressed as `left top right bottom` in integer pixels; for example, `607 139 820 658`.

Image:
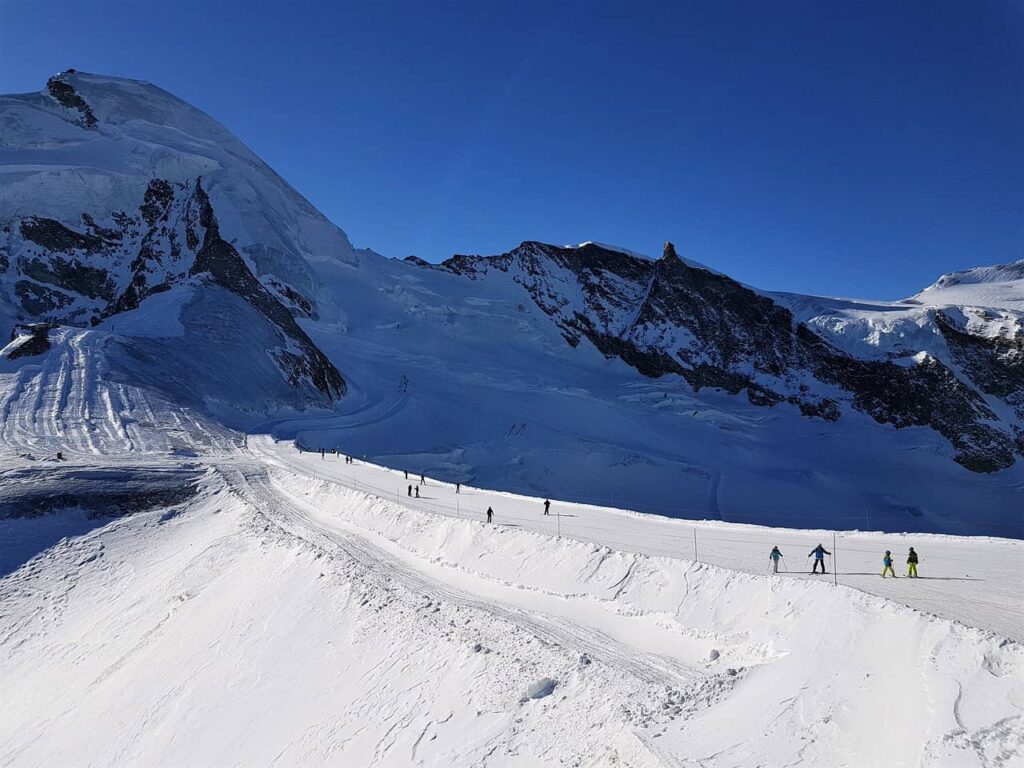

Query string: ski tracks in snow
0 328 235 458
221 462 701 691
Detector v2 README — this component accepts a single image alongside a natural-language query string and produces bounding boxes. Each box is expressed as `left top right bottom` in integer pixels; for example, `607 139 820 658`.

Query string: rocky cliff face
440 241 1023 473
1 176 344 400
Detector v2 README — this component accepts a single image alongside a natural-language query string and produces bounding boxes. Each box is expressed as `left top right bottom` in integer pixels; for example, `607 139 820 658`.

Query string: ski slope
0 326 237 458
2 425 1022 765
254 436 1024 643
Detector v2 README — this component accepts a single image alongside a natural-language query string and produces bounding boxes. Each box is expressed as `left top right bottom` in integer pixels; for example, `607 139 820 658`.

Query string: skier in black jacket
907 547 919 578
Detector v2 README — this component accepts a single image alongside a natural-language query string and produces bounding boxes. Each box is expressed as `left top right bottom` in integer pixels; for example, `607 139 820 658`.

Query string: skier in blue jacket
769 546 783 573
882 550 896 578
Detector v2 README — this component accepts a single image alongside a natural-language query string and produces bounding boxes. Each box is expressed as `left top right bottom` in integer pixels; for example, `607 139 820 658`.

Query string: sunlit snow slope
1 438 1021 766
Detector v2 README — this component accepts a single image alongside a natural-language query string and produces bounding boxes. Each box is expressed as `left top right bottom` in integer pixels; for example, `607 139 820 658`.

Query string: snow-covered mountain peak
1 71 351 414
0 69 359 277
924 259 1024 291
910 259 1024 311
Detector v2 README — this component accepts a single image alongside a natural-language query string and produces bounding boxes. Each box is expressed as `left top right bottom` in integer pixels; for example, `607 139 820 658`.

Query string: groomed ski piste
1 401 1022 766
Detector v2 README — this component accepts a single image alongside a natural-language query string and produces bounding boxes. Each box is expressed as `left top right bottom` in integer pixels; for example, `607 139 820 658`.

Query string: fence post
833 531 838 587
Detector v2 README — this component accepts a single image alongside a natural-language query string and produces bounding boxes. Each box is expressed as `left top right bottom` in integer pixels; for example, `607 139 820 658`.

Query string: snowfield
1 430 1022 766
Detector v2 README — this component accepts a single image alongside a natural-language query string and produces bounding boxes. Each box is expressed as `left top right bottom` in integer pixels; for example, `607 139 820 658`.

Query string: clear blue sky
1 1 1021 299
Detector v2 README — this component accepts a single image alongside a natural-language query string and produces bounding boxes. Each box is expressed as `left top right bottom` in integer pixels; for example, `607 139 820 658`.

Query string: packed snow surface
1 421 1022 765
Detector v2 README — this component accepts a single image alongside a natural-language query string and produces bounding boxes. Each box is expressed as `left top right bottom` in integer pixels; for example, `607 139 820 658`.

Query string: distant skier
420 473 425 484
882 550 896 578
906 547 919 578
404 470 408 479
808 543 830 574
320 448 325 459
486 506 493 523
415 486 420 498
407 484 412 497
456 483 460 494
543 499 550 515
769 546 783 573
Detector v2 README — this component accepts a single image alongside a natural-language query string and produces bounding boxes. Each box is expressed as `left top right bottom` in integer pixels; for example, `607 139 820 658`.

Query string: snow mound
521 677 558 702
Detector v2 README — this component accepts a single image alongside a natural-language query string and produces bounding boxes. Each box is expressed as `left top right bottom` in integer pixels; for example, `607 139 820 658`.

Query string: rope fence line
285 442 980 586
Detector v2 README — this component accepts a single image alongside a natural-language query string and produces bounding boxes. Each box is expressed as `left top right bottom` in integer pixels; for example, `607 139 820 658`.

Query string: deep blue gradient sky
1 1 1021 299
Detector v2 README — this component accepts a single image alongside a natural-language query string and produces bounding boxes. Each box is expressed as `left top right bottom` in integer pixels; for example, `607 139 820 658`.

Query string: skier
907 547 919 578
320 448 325 459
543 499 550 516
882 550 896 578
415 486 420 498
486 506 493 523
404 470 408 479
420 473 425 484
407 484 412 497
769 546 783 573
807 543 830 574
456 483 460 494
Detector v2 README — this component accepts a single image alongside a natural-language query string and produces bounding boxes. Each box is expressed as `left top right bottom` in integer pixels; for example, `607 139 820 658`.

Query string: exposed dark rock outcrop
266 278 315 318
46 75 97 128
22 255 114 302
6 323 54 359
15 280 74 315
935 312 1023 402
20 217 104 253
